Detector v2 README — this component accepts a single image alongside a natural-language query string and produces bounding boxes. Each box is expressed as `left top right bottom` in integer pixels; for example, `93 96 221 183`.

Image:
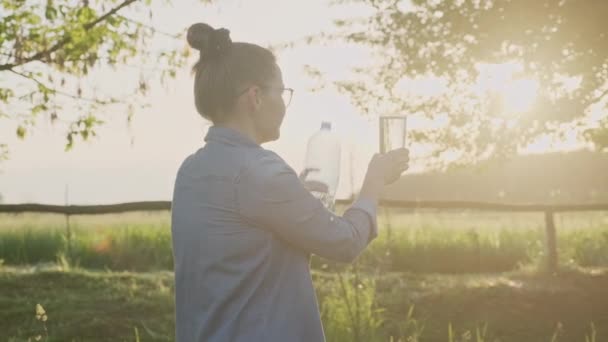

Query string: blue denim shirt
171 126 378 342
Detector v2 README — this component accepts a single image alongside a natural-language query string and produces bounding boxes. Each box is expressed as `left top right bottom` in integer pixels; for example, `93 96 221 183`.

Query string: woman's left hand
299 168 329 193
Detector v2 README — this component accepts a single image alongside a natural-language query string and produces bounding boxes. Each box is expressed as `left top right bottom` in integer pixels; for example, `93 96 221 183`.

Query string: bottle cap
321 121 331 130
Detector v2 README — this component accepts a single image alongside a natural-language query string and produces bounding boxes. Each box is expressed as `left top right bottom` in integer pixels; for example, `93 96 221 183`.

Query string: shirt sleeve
236 150 378 263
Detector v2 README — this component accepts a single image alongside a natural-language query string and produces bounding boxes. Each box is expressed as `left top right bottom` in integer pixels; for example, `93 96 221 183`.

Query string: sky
0 0 593 205
0 0 385 204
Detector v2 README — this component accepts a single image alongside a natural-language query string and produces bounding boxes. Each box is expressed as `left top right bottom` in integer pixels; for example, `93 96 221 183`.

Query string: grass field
1 209 607 341
1 209 607 273
1 265 606 342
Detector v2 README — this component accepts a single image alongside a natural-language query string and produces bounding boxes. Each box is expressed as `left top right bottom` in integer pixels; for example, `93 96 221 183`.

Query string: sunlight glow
474 62 539 114
502 78 540 113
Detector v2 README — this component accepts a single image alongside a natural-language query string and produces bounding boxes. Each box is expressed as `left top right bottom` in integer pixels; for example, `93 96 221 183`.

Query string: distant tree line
383 150 608 204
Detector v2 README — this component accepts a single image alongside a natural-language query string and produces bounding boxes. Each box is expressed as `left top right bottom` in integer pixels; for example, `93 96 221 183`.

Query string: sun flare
475 62 539 114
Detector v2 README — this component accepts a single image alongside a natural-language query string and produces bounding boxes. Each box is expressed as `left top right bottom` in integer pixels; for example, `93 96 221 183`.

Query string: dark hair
186 23 277 123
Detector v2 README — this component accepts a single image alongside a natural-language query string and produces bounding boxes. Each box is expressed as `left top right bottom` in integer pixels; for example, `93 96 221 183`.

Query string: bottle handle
298 167 319 181
299 168 329 193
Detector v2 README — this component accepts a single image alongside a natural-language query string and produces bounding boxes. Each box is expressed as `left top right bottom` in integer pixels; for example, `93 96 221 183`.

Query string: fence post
65 213 72 261
384 206 392 241
544 210 557 273
64 184 72 262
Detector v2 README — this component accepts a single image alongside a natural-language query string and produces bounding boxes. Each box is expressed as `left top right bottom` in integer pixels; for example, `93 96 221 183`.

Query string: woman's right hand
360 148 410 199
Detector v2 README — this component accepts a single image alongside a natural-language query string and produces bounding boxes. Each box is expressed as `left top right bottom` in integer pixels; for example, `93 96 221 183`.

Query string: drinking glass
379 115 407 153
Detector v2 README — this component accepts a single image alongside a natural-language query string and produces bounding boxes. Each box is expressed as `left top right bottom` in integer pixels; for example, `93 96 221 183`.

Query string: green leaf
16 126 26 139
0 88 14 103
65 132 74 151
45 0 58 21
31 104 49 115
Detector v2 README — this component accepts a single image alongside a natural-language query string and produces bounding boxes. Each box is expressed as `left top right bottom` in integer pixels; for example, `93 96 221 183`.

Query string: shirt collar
204 125 260 148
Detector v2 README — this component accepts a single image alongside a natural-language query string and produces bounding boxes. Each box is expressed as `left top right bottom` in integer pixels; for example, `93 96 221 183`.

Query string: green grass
0 212 173 271
2 210 606 341
1 265 606 341
1 210 607 273
0 267 175 342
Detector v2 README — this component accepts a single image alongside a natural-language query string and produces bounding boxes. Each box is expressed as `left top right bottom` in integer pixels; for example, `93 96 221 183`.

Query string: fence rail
0 201 171 215
1 200 607 215
1 200 607 272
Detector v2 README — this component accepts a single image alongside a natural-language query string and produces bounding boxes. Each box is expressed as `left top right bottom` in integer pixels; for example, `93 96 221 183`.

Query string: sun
502 78 539 113
474 61 539 114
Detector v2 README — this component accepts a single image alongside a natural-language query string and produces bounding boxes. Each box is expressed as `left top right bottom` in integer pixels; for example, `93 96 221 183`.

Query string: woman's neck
215 119 262 145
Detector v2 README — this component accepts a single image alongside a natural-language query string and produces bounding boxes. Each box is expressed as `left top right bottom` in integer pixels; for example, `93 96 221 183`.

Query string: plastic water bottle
302 121 341 211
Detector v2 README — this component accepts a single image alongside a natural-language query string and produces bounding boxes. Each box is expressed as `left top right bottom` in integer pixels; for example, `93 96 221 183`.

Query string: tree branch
0 50 12 65
0 0 138 71
9 69 118 105
590 87 608 106
116 14 183 39
45 54 175 72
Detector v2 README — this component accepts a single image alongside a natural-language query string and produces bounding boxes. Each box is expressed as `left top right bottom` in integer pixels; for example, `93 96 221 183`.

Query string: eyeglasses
236 85 294 107
262 86 294 107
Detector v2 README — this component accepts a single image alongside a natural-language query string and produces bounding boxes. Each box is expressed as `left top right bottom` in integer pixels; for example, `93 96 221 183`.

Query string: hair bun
187 23 232 60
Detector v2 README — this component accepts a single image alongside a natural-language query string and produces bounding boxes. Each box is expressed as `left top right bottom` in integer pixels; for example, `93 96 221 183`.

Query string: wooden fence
2 200 607 272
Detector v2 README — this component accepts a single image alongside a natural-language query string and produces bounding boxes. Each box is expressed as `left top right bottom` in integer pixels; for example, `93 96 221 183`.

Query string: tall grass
0 212 172 271
363 226 539 273
1 210 607 273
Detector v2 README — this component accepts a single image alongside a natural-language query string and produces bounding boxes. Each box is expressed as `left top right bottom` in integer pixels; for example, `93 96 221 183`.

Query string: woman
171 23 410 342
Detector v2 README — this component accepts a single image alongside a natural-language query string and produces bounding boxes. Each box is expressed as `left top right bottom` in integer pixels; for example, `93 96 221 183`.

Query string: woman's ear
246 85 262 109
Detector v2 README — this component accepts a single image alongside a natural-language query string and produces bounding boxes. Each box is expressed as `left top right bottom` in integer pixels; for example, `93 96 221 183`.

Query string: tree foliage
0 0 200 154
328 0 608 167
